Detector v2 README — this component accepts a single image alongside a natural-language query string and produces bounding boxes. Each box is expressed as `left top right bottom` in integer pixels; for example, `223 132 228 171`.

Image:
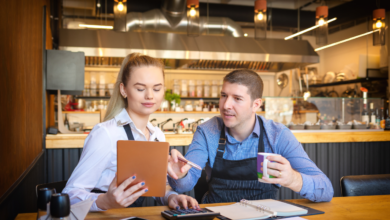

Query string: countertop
45 130 390 149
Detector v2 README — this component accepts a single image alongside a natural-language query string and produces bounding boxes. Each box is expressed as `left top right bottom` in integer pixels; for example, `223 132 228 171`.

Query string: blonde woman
63 53 198 211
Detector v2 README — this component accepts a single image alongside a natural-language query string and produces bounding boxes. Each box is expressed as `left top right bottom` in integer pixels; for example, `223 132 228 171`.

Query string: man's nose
223 96 233 110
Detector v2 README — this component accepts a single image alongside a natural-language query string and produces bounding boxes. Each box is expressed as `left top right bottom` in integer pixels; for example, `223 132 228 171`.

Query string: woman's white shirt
62 108 177 211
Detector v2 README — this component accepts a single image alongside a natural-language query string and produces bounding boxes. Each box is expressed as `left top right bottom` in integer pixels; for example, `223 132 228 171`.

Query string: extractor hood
59 29 319 71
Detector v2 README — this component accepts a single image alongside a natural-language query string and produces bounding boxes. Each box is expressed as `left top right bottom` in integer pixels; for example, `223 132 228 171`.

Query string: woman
63 53 198 211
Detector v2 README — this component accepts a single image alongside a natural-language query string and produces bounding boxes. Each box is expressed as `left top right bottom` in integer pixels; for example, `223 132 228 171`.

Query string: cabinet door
259 74 275 97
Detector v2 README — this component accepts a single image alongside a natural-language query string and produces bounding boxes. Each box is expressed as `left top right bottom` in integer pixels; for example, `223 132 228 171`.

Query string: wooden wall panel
0 0 50 198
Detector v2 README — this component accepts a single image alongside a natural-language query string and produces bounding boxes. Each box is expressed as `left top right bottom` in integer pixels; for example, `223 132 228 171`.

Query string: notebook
206 199 308 220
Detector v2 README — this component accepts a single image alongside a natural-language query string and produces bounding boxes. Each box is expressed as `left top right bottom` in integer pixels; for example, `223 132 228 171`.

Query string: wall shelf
309 77 388 88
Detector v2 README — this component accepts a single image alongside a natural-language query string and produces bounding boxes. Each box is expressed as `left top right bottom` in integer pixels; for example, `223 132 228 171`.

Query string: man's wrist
287 170 303 193
96 193 108 210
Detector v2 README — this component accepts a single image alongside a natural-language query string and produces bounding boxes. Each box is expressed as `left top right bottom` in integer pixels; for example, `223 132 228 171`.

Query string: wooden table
15 195 390 220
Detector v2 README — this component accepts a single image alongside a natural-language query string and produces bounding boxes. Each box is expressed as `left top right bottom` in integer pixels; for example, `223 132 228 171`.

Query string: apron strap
123 124 135 141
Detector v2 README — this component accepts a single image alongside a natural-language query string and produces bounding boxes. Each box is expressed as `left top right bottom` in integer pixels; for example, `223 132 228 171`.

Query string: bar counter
46 130 390 149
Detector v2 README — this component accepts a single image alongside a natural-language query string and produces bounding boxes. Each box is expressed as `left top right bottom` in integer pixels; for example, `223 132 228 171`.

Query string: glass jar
83 84 90 96
172 79 180 95
211 80 219 98
196 80 203 97
188 80 195 97
219 80 223 97
90 84 97 96
203 80 210 97
181 79 188 97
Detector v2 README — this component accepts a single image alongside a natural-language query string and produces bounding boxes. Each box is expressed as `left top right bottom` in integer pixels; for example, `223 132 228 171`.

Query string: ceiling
198 0 352 11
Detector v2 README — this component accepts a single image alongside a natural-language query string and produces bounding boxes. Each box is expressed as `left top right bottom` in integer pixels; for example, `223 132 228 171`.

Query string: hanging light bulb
257 12 264 21
187 0 200 36
117 2 124 11
318 18 325 26
315 6 329 45
254 0 267 39
372 9 386 46
189 7 196 17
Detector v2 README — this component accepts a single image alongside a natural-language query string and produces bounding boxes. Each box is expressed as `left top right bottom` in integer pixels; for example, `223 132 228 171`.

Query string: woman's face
120 66 164 116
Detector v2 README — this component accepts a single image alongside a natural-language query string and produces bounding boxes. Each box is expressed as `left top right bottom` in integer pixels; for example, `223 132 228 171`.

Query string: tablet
117 140 169 197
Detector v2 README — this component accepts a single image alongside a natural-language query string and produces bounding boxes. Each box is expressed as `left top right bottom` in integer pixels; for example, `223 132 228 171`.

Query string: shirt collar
114 108 156 135
225 115 260 143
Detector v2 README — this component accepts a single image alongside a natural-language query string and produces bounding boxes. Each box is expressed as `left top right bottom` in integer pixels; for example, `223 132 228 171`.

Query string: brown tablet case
117 140 169 197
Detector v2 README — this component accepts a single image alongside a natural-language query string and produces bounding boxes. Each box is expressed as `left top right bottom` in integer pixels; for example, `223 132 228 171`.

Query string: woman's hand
168 194 199 210
96 174 147 210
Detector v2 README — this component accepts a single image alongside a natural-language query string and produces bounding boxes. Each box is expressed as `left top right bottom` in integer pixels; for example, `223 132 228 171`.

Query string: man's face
219 82 261 129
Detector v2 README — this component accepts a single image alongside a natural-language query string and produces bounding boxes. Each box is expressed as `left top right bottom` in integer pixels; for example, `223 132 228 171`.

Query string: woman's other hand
168 194 199 210
96 174 147 210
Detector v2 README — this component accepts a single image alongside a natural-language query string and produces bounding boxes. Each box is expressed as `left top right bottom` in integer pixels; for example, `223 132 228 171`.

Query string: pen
177 157 202 171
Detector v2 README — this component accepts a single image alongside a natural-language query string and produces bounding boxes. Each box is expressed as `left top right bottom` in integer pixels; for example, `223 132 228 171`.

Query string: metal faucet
150 118 157 127
159 118 172 132
191 119 204 133
174 118 188 133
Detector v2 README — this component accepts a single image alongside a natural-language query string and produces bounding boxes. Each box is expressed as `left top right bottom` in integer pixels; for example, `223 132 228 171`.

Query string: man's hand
168 194 199 210
260 155 303 193
167 149 192 180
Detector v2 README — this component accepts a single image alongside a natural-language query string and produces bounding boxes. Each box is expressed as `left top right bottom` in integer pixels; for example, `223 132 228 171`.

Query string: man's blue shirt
168 115 334 202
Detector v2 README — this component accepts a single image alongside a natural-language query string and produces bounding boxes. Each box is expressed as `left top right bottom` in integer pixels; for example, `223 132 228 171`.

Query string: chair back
194 169 209 203
340 174 390 197
36 180 68 197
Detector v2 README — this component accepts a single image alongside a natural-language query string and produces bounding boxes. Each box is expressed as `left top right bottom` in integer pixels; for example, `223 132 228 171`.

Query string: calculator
161 208 220 220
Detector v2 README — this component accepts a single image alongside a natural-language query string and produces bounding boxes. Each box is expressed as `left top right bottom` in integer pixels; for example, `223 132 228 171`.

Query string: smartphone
120 217 148 220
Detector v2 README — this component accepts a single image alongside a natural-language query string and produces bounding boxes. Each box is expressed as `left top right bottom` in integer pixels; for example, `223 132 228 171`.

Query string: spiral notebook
206 199 308 220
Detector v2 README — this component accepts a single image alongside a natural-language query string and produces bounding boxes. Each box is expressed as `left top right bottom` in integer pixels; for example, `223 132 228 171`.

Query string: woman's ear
119 83 127 98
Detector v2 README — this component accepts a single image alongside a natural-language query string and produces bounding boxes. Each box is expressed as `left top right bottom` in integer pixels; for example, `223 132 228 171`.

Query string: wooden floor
15 195 390 220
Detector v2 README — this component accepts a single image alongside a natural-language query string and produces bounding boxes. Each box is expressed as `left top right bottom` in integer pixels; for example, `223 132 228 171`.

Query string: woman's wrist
96 193 108 210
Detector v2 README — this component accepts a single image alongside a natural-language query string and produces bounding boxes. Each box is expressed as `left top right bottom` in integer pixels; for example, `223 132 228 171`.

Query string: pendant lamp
372 9 386 46
315 6 328 45
187 0 200 36
254 0 267 39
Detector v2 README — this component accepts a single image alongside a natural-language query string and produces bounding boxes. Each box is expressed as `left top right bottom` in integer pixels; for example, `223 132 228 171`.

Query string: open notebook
206 199 308 220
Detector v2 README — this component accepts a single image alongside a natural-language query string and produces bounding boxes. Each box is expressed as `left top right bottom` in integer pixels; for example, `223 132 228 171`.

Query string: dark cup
37 188 56 211
50 193 70 218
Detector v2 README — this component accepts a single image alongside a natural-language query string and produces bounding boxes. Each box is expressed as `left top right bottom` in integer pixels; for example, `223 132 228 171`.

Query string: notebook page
252 199 308 216
206 203 270 220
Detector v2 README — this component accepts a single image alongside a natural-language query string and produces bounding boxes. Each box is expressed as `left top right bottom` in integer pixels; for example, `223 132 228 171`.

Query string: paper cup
257 152 281 183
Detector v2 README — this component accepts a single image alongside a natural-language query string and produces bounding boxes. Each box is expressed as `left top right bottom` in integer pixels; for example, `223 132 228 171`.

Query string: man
167 69 333 204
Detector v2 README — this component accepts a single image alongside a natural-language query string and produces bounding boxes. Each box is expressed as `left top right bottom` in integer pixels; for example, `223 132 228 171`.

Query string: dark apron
91 124 145 208
203 116 279 204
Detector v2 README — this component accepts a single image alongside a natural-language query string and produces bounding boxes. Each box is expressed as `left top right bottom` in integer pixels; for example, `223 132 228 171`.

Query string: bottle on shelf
385 109 390 131
379 108 385 129
360 88 369 126
369 103 376 124
375 108 380 126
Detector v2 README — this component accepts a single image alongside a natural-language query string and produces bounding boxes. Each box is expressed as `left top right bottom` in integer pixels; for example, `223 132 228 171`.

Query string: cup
257 152 281 183
50 193 70 220
37 188 56 219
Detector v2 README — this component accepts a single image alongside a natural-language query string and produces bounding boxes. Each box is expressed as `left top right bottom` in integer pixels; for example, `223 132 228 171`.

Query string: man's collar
225 115 260 144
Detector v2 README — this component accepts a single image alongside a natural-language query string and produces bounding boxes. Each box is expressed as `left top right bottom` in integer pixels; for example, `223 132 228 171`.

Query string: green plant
165 89 181 105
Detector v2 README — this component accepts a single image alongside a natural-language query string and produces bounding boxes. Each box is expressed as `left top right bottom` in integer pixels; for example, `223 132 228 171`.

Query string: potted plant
164 89 181 111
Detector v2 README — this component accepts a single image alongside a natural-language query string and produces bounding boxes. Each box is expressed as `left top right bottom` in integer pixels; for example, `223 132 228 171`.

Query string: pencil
177 157 202 170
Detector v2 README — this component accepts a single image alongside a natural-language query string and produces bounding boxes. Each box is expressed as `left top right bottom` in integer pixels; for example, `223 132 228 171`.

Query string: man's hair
223 69 264 100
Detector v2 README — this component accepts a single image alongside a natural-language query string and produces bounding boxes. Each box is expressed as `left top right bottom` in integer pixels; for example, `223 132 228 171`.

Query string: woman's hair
104 53 164 121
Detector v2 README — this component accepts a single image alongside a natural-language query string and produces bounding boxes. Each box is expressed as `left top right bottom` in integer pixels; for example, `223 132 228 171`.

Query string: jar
219 80 223 97
107 83 114 96
211 80 219 98
172 79 180 95
181 79 188 97
90 84 97 96
188 80 195 97
203 80 210 97
83 84 90 96
196 80 203 97
98 84 106 96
